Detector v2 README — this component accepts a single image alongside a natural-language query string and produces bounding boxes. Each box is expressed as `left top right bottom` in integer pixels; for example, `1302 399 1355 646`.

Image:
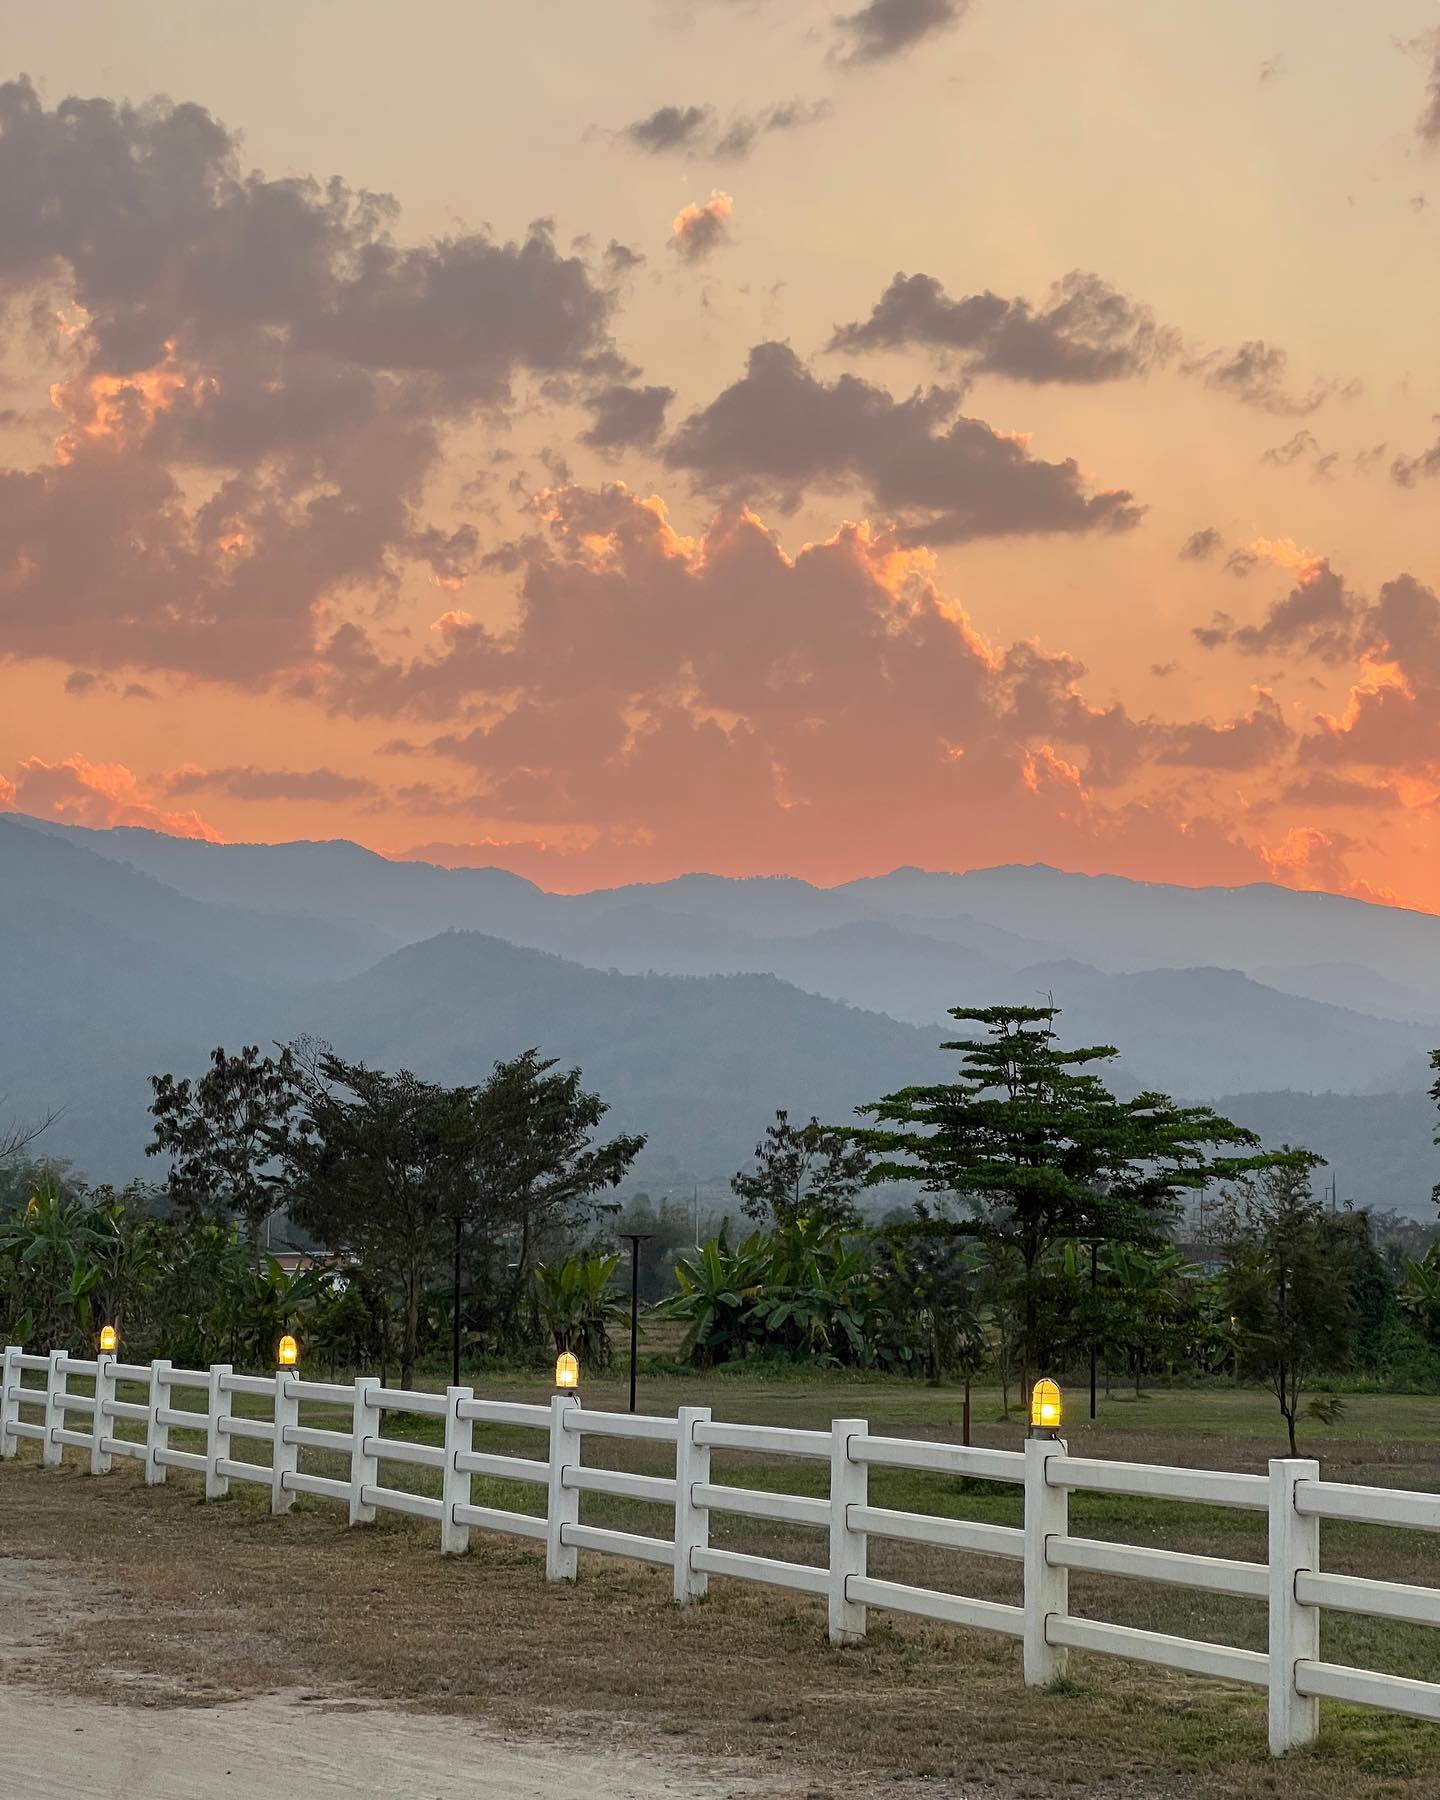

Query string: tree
470 1050 645 1352
859 1004 1281 1397
1218 1158 1358 1455
731 1109 870 1229
284 1057 479 1387
286 1048 643 1386
147 1046 301 1247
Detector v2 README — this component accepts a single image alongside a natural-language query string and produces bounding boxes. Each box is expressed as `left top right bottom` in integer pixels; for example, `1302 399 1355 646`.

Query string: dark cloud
1154 694 1290 771
582 383 674 450
0 76 622 686
63 669 107 695
623 104 713 154
164 765 380 802
1263 429 1337 479
1194 557 1357 663
714 100 832 158
670 191 734 263
1390 423 1440 487
1417 32 1440 145
1280 771 1402 810
617 100 829 161
1179 527 1223 562
1189 340 1332 416
663 341 1142 543
832 0 967 67
832 270 1174 383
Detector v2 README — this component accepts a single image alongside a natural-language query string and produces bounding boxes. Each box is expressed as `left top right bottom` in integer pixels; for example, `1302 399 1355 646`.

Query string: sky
2 0 1439 901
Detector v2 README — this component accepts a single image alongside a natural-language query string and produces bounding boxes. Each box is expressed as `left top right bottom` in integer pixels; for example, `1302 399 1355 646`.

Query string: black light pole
451 1213 463 1389
623 1232 653 1414
1088 1239 1099 1421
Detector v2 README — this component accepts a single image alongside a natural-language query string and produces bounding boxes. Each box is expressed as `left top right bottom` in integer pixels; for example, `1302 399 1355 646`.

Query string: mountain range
2 813 1437 1218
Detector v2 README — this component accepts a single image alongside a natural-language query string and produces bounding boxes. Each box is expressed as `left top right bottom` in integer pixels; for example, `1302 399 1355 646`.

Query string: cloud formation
670 190 735 262
3 754 219 838
663 341 1143 542
582 383 674 450
1179 527 1223 562
164 765 380 802
832 270 1175 383
832 0 968 67
0 75 622 687
618 100 829 160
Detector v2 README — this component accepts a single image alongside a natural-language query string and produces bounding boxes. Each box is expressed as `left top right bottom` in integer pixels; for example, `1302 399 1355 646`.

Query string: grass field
3 1368 1438 1797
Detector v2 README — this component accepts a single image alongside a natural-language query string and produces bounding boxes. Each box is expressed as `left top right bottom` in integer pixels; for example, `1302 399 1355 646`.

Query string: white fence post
0 1346 18 1459
1024 1435 1069 1686
1268 1457 1321 1754
145 1360 171 1485
90 1352 116 1476
205 1363 232 1500
673 1404 711 1605
828 1417 868 1645
271 1371 298 1515
440 1385 473 1555
546 1392 581 1582
349 1376 380 1525
42 1349 66 1468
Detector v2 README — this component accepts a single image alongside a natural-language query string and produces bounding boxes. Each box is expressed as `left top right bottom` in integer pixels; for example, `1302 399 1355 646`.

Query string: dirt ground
3 1452 1439 1800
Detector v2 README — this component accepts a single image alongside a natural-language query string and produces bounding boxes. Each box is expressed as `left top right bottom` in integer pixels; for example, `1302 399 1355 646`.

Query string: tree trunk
962 1372 972 1447
401 1266 421 1390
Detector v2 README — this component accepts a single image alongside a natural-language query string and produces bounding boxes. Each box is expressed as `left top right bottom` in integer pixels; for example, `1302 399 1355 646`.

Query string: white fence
3 1345 1438 1755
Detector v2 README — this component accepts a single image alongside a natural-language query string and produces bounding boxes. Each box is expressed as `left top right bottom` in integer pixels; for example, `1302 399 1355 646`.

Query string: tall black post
452 1213 462 1389
624 1232 652 1414
1088 1238 1098 1421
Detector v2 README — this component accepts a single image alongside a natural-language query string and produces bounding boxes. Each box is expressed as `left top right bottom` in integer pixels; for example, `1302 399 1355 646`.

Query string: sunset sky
3 1 1440 900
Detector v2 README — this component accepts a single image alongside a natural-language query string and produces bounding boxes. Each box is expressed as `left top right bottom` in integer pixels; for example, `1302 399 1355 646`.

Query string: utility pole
622 1232 653 1414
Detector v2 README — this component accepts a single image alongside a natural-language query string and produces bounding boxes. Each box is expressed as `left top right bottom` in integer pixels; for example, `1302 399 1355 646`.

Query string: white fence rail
3 1345 1438 1753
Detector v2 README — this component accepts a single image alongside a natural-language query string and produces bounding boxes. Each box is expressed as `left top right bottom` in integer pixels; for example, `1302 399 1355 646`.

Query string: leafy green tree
286 1049 642 1385
468 1050 645 1352
1218 1157 1359 1455
859 1004 1279 1396
731 1110 871 1229
147 1045 301 1247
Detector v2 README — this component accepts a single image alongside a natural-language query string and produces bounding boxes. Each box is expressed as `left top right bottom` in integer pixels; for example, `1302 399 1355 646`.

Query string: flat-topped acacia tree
858 1004 1290 1399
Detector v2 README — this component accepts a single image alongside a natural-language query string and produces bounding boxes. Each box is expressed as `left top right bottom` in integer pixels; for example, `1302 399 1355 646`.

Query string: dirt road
0 1555 771 1800
0 1685 763 1799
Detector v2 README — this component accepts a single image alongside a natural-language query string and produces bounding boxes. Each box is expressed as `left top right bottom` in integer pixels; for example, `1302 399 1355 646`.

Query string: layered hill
3 815 1437 1213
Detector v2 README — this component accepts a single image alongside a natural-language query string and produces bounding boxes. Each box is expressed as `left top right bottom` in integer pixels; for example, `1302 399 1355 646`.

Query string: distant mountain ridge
2 814 1437 1214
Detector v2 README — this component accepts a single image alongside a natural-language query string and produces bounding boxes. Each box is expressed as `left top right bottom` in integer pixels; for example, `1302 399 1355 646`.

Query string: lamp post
1088 1238 1099 1421
622 1232 653 1414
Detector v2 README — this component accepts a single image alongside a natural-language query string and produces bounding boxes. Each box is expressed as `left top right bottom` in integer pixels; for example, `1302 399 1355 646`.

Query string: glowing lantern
1030 1378 1063 1436
277 1334 299 1368
98 1324 118 1354
554 1351 580 1390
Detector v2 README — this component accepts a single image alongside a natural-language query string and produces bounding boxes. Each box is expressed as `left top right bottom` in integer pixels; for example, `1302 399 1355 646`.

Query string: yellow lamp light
277 1333 299 1368
1030 1378 1063 1436
98 1324 118 1354
554 1350 579 1390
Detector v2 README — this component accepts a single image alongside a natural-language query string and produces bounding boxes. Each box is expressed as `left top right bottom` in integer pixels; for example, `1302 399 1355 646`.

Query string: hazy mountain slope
1004 964 1436 1098
11 818 548 944
0 817 393 982
302 931 942 1179
19 821 1440 1012
1218 1088 1436 1221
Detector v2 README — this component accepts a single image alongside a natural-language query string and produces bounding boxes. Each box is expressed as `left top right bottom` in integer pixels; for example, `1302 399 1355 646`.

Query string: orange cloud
4 755 221 840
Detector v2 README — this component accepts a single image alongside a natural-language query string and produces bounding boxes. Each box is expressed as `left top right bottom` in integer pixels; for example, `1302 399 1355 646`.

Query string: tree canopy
858 1004 1286 1391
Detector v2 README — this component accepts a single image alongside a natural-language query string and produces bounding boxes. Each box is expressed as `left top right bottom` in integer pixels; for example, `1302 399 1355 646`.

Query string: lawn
2 1368 1438 1798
